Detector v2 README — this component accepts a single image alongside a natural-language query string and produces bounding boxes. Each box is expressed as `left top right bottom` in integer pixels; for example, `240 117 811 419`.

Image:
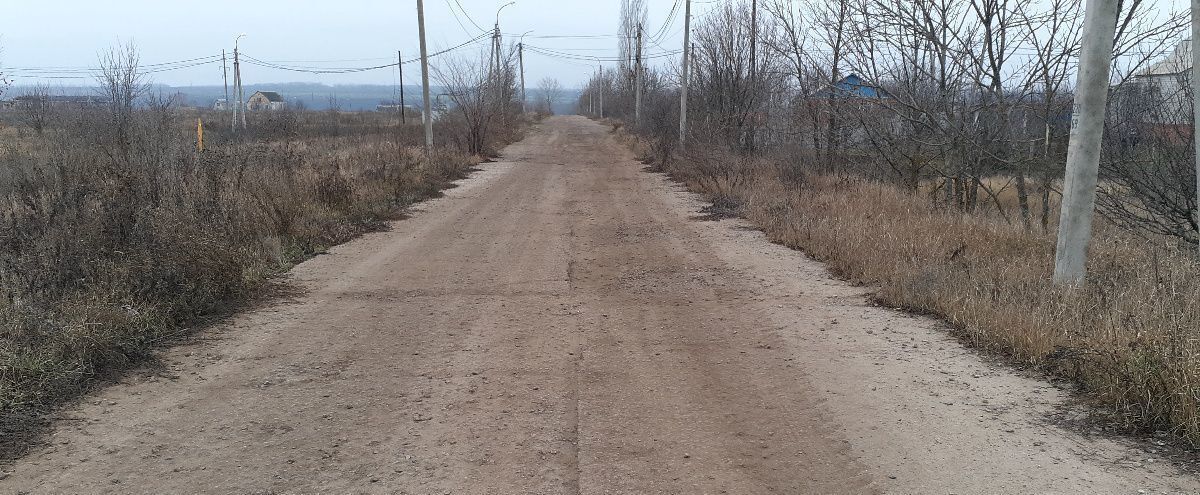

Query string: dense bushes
622 129 1200 446
0 106 489 456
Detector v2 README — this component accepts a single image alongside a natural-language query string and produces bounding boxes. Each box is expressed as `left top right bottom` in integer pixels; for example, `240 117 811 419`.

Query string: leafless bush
0 44 514 459
16 83 53 135
603 0 1200 445
434 50 521 156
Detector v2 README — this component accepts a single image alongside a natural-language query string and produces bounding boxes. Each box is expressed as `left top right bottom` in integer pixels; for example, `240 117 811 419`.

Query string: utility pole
635 23 643 125
747 0 758 153
749 0 757 87
679 0 692 146
519 42 527 113
398 50 407 125
231 47 238 131
492 24 501 100
598 64 604 118
222 50 229 113
231 34 247 132
1052 0 1120 284
417 0 434 153
1193 0 1200 256
236 55 246 129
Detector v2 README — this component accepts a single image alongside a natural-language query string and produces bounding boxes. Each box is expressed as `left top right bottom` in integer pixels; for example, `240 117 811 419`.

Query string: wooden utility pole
749 0 757 87
398 50 407 125
1052 0 1119 284
679 0 692 146
417 0 434 152
519 43 527 113
635 23 643 125
747 0 758 153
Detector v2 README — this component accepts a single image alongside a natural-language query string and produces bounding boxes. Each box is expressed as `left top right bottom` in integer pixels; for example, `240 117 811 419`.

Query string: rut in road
4 116 1196 494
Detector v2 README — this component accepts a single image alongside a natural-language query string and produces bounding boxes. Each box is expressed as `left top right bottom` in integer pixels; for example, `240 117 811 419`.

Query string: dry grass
625 132 1200 446
0 109 518 458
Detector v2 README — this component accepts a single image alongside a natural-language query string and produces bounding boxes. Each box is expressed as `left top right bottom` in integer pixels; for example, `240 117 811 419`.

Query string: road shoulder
629 147 1199 493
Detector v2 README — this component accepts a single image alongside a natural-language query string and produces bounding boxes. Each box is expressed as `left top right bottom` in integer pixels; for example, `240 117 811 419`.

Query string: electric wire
451 0 488 32
647 0 682 44
525 45 682 63
238 33 491 75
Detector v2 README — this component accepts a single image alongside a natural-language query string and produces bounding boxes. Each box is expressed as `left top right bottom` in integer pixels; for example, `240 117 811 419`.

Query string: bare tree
435 48 519 155
690 1 784 152
18 83 53 135
612 0 1192 243
96 42 148 160
608 0 648 120
537 77 562 114
0 41 9 98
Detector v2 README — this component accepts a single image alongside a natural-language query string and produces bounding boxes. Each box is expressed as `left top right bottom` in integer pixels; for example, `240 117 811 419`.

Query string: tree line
582 0 1195 244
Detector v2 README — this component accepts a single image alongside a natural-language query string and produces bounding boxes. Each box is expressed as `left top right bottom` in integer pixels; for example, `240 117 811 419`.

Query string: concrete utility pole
417 0 434 152
493 24 501 96
398 50 407 125
222 50 229 112
232 34 247 132
635 23 644 126
1193 0 1200 256
679 0 692 146
493 3 514 107
519 43 527 113
1053 0 1120 284
598 64 604 118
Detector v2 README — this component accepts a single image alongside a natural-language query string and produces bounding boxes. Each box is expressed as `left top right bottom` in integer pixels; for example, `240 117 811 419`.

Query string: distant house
818 74 887 99
799 73 894 148
213 98 230 111
246 91 287 111
1128 39 1191 126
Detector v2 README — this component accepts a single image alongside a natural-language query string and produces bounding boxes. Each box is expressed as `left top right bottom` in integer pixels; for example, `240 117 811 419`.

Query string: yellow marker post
197 118 205 152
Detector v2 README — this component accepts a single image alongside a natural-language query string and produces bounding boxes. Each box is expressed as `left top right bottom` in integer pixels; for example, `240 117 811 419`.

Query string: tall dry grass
625 131 1200 445
0 108 513 457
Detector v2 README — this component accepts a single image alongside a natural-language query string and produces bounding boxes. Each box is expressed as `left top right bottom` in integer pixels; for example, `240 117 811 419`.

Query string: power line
450 0 488 32
502 33 629 39
238 33 491 75
5 55 225 80
648 0 682 43
6 54 224 74
445 0 487 36
525 45 682 63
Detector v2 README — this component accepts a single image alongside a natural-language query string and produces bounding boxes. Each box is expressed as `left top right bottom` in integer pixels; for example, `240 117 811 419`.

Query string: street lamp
496 2 516 25
490 2 516 102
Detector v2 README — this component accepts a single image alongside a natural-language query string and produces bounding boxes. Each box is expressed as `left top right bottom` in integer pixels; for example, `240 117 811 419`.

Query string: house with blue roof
818 74 887 99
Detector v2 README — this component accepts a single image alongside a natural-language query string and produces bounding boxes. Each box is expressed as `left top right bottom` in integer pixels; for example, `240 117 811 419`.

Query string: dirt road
4 116 1195 493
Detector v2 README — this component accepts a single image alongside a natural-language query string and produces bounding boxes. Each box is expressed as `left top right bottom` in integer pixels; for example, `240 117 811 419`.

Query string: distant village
0 88 443 116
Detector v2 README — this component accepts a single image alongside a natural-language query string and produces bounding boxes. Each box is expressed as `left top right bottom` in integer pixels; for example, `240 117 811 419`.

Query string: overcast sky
0 0 1191 90
0 0 696 89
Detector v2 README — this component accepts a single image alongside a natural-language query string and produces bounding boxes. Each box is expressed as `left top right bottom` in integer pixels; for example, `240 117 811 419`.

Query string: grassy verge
621 130 1200 446
0 110 523 459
